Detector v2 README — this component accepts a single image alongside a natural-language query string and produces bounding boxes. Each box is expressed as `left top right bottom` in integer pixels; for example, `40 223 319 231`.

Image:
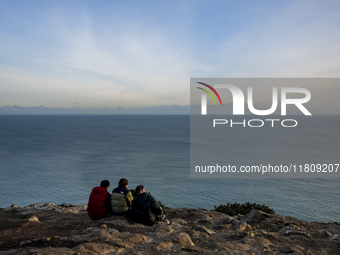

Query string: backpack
127 194 156 226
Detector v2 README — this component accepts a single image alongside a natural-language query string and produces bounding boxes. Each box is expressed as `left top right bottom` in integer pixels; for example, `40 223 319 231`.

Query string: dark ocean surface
0 115 339 222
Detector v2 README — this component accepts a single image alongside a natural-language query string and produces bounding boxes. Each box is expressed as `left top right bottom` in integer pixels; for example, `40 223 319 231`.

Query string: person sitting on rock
111 178 133 215
126 185 165 226
87 180 112 220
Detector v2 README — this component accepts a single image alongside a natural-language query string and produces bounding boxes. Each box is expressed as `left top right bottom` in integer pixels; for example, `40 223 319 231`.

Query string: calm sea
0 115 339 222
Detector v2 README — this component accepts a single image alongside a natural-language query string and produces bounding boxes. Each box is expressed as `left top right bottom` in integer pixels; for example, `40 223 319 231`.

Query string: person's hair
136 185 144 194
119 178 128 187
100 180 110 188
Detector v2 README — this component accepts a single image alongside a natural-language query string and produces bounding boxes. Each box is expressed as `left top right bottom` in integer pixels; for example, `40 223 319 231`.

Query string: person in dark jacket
87 180 112 220
111 178 133 215
126 185 164 226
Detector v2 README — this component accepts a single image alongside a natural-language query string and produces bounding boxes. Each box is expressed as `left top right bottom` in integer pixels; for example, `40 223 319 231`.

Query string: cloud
198 0 340 78
0 0 339 113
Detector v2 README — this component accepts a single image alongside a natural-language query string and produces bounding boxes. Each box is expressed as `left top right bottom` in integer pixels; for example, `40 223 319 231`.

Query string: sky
0 0 339 114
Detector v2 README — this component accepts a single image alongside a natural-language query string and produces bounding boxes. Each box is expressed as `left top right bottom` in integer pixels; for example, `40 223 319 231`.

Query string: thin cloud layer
0 0 339 113
0 105 190 114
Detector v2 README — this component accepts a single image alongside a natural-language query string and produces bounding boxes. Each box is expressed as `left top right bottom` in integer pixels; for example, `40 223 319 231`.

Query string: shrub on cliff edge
213 202 275 216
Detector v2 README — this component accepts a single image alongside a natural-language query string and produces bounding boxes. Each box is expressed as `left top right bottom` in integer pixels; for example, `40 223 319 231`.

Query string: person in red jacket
87 180 112 220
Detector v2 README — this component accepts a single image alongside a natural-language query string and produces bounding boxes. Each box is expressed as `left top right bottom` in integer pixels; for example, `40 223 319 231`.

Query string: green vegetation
213 202 275 216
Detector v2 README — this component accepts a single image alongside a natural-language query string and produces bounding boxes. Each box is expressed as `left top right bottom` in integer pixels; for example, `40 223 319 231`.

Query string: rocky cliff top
0 203 339 254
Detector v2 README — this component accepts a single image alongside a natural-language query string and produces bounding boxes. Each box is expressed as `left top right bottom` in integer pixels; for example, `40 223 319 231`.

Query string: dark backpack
127 194 156 226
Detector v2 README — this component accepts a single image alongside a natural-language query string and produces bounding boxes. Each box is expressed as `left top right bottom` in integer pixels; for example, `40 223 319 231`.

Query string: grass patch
213 202 275 216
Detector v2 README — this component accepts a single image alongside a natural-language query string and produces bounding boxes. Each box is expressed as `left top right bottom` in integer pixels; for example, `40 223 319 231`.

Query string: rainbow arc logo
196 82 223 106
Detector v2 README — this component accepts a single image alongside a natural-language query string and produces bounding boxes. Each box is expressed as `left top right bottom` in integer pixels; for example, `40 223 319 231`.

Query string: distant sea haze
0 115 339 222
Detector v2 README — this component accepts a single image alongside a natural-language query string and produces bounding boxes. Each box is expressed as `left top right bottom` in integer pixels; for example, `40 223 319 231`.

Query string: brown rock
210 241 250 253
221 215 234 224
241 209 269 224
215 223 231 230
181 246 204 253
285 229 310 238
107 239 130 248
330 233 340 243
171 218 188 226
75 242 118 254
289 235 303 239
156 221 174 238
156 241 173 251
33 247 75 254
1 205 340 255
172 232 194 246
30 203 44 208
3 247 74 255
190 229 209 239
192 224 215 235
280 245 304 254
126 233 148 243
78 205 88 211
28 216 40 222
234 221 252 231
321 230 332 237
61 207 80 214
245 236 272 249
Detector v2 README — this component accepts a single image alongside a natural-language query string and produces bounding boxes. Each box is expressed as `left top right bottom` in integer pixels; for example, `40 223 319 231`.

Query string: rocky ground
0 203 340 254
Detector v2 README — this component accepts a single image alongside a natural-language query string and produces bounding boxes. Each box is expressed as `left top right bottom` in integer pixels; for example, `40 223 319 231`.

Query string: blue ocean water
0 115 339 222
